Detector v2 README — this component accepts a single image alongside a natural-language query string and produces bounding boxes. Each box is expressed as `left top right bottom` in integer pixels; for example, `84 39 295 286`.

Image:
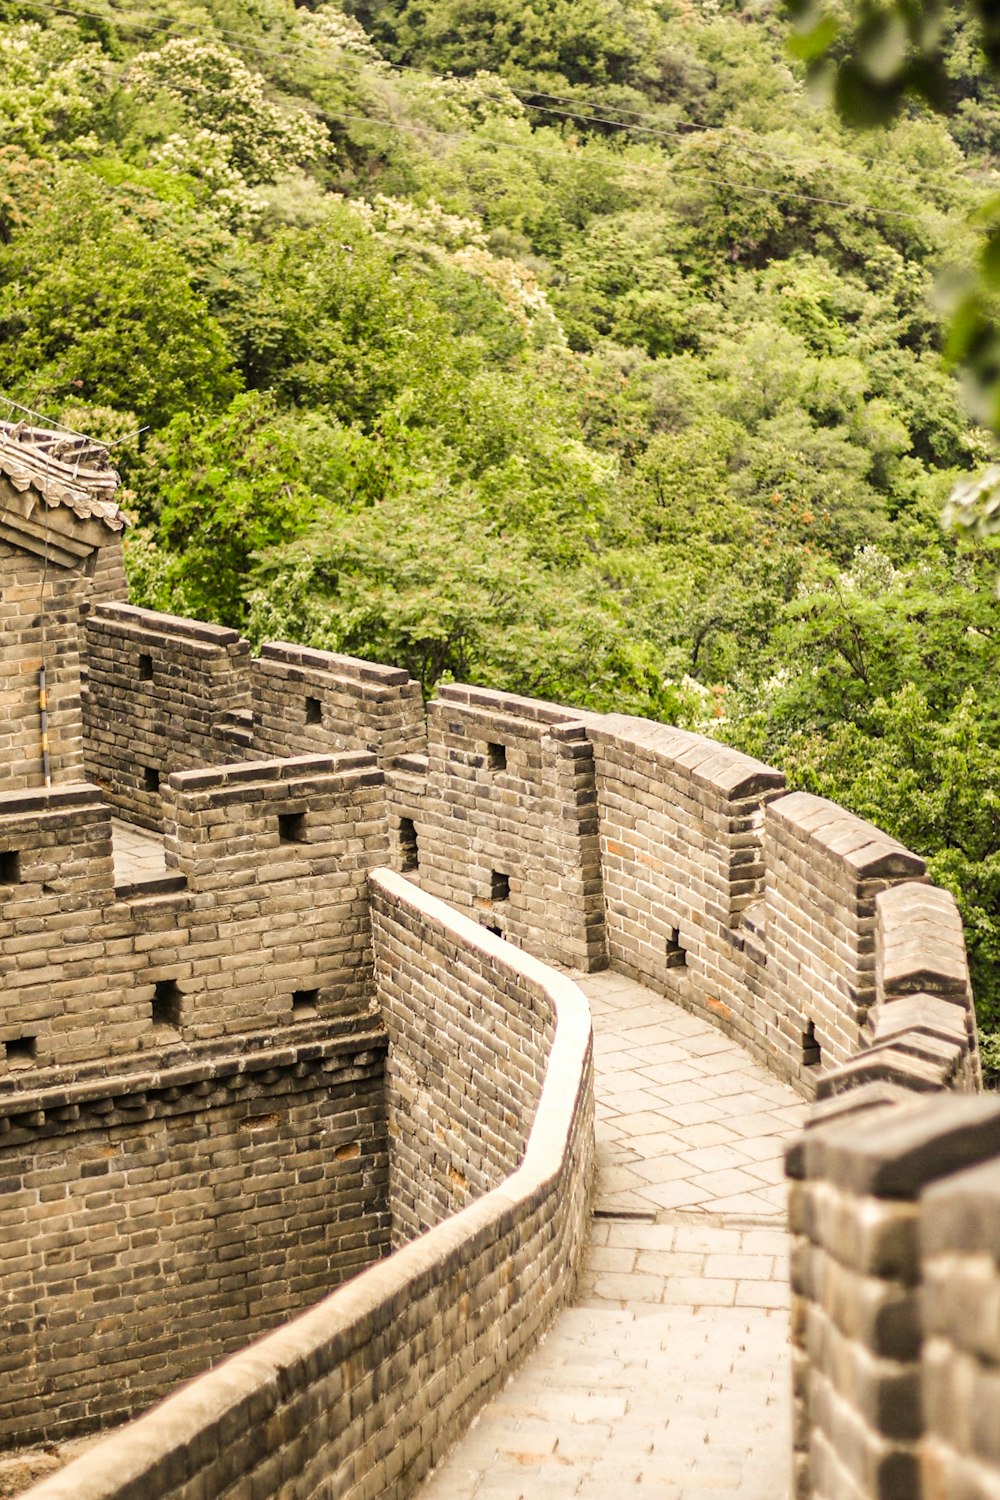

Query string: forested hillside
0 0 998 1028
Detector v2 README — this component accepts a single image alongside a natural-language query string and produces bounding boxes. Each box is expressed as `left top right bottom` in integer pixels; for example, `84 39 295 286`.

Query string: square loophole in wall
0 850 20 885
143 766 160 793
138 653 154 682
292 989 319 1019
278 811 307 844
4 1035 36 1069
802 1020 821 1069
399 817 419 873
305 696 323 725
487 741 507 772
666 928 687 969
151 979 183 1031
491 870 510 902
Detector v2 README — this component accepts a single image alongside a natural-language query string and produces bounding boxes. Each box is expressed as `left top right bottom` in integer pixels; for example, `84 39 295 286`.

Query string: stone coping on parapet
588 712 787 801
88 602 243 647
769 790 927 880
258 640 414 686
18 868 594 1500
435 681 586 727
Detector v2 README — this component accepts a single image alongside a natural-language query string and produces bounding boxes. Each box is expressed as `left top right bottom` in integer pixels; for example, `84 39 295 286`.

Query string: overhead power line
10 0 982 183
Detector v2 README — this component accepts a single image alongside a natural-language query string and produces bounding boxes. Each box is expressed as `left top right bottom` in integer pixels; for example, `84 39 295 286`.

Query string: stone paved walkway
419 968 807 1500
110 818 167 887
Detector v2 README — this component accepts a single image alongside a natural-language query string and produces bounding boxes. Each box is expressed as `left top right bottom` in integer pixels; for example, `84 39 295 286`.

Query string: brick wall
586 713 786 1058
788 1095 1000 1500
83 604 253 830
373 862 557 1245
764 793 928 1089
0 538 124 793
921 1148 1000 1500
18 869 594 1500
0 755 385 1074
160 753 385 1038
404 684 605 970
251 641 425 768
0 1030 389 1445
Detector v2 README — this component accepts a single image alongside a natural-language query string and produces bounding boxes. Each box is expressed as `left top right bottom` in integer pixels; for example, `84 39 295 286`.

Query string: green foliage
1 0 998 1013
130 392 315 625
0 173 235 423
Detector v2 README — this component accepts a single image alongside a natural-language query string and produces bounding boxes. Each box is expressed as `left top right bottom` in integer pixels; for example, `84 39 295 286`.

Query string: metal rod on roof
38 665 51 790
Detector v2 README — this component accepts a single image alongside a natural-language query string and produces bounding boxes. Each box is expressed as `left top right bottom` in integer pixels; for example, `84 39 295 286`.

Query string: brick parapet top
89 602 245 649
436 681 586 727
0 780 106 819
587 714 785 802
258 640 415 687
167 751 381 794
0 1023 386 1128
800 1095 1000 1198
768 791 925 880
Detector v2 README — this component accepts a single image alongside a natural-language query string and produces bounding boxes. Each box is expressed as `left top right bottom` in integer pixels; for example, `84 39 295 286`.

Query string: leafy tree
0 173 235 424
130 392 315 625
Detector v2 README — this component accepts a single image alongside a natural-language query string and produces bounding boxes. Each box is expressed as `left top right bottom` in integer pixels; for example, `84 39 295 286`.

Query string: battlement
0 527 988 1500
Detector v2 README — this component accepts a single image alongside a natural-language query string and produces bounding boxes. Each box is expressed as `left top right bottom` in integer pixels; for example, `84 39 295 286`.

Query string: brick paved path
419 969 807 1500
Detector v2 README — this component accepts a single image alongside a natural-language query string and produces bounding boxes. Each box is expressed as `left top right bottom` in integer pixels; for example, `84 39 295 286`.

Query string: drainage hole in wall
802 1019 821 1068
491 870 510 902
4 1036 37 1069
138 653 154 681
151 979 183 1030
305 696 322 725
399 818 419 873
487 741 507 772
486 923 502 937
292 989 319 1019
143 766 160 793
0 850 20 885
666 928 688 969
278 811 307 844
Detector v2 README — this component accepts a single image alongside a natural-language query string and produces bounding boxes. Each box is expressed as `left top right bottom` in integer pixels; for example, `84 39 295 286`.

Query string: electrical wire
10 0 989 184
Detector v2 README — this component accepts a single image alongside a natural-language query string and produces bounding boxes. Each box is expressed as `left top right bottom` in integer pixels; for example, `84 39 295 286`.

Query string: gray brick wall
397 684 606 970
789 1096 1000 1500
83 604 253 830
0 1032 389 1445
0 755 386 1073
252 641 425 768
0 538 124 794
16 869 594 1500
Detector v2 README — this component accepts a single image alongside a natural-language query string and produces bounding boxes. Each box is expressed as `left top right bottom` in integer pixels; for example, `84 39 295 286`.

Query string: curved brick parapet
2 605 985 1500
18 869 593 1500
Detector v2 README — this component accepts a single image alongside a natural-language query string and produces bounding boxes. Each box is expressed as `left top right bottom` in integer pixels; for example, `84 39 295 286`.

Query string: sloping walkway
419 969 807 1500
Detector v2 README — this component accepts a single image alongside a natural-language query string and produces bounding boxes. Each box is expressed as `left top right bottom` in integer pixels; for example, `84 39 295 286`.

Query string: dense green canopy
0 0 997 1027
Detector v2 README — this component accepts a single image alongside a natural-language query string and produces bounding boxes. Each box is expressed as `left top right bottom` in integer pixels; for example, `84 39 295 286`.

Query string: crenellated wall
17 871 594 1500
251 640 425 767
72 607 981 1109
0 755 386 1074
0 751 396 1447
788 1094 1000 1500
1 600 990 1500
83 604 253 829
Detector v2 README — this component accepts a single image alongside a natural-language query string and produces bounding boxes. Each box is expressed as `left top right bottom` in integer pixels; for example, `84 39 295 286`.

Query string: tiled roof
0 420 125 532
